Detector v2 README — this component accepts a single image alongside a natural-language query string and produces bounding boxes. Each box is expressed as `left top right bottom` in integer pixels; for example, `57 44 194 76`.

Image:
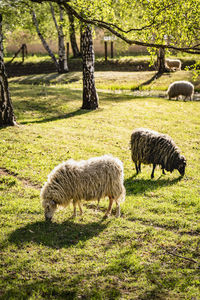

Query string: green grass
4 54 54 64
9 70 200 92
0 76 200 299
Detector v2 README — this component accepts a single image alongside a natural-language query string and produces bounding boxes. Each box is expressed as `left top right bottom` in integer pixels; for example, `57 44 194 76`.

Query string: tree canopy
1 0 200 55
29 0 200 54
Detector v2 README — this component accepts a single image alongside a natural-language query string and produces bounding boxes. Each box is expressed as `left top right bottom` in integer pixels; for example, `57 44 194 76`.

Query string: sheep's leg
135 162 141 174
96 198 100 211
78 201 83 216
104 197 114 218
135 162 139 174
151 164 156 179
115 202 120 218
73 200 77 217
161 164 166 175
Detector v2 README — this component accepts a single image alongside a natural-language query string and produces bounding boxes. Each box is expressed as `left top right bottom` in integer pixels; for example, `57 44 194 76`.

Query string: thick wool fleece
130 128 186 177
167 81 194 100
41 155 125 208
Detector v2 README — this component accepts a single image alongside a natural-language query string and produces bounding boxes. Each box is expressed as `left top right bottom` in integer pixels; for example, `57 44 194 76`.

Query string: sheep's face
43 199 57 221
177 156 186 176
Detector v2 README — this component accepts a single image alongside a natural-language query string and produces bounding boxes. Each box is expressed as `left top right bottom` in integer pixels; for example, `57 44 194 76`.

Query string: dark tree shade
0 14 16 126
81 25 99 110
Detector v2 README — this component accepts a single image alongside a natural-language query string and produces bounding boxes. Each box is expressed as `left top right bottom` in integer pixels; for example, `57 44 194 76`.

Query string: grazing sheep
41 155 125 221
165 58 182 71
130 128 186 179
167 81 194 101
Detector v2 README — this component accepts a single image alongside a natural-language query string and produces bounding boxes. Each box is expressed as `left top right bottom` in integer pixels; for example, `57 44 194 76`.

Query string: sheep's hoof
115 207 120 218
69 214 76 219
103 214 110 219
115 211 120 218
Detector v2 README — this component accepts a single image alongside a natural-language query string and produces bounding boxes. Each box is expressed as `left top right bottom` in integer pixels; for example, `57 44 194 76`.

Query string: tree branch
30 0 200 54
31 8 59 69
49 3 59 33
62 2 200 54
92 1 177 34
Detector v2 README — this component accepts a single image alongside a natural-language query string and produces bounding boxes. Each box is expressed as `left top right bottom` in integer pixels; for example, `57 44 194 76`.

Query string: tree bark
156 47 168 73
31 9 60 72
81 25 99 110
0 14 16 126
50 4 68 73
58 5 68 72
67 11 81 58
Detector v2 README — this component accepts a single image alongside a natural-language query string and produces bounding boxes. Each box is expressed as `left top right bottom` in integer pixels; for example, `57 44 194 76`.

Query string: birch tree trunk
67 12 81 58
0 14 16 126
50 4 68 73
31 9 60 72
81 25 99 110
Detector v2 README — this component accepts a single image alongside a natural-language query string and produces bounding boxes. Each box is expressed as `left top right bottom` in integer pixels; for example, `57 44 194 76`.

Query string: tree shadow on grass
125 174 183 196
2 273 122 300
2 280 76 300
11 84 82 100
9 72 81 85
20 108 92 125
7 219 109 249
132 71 170 91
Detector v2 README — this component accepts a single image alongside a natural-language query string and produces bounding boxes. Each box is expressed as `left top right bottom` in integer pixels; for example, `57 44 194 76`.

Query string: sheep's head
42 199 57 221
177 155 186 176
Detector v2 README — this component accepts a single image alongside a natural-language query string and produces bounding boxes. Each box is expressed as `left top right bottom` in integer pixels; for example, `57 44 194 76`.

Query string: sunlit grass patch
0 80 200 299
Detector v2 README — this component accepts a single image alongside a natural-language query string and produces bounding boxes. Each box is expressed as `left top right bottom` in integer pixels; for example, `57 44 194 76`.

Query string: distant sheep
167 80 194 101
41 155 125 221
130 128 186 179
165 58 181 71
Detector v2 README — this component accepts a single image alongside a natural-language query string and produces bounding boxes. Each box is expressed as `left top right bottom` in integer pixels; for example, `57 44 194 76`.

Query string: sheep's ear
181 157 186 165
50 200 56 206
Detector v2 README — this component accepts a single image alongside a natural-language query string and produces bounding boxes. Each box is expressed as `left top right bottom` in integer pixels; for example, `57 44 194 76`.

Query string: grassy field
9 70 200 93
0 71 200 299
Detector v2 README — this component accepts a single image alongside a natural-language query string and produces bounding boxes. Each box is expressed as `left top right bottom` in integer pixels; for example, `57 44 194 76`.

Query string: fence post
111 41 114 58
21 44 27 63
104 41 107 61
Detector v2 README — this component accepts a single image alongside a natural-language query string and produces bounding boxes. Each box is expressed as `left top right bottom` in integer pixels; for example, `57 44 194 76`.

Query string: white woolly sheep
167 80 194 101
130 128 186 179
165 58 182 71
41 155 126 221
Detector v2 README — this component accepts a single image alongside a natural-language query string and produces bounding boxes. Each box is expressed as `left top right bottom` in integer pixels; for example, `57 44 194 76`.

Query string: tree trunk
67 12 81 58
80 26 82 56
50 4 68 73
31 9 60 72
156 47 167 73
81 25 99 110
58 6 68 72
0 14 16 126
